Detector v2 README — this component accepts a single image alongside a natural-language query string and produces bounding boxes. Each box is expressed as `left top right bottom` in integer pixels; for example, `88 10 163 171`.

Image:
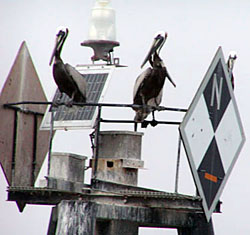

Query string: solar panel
40 64 115 130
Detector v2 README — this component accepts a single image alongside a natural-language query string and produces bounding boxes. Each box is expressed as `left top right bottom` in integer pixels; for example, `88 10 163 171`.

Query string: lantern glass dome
88 0 116 41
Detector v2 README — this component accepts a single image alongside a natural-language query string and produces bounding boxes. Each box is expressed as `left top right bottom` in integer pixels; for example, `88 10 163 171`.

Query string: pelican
49 27 87 105
133 31 176 127
227 51 237 89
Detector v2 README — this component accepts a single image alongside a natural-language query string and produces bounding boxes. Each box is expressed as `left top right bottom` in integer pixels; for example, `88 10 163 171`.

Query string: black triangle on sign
203 59 231 132
198 137 225 209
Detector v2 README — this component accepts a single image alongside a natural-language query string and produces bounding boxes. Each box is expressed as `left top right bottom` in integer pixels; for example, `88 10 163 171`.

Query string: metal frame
4 101 187 184
5 101 217 234
3 103 44 186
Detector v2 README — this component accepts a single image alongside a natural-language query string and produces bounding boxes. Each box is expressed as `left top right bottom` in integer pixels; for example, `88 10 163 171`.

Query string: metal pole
47 109 54 177
100 119 181 125
175 133 182 193
11 110 18 186
4 101 187 113
92 106 102 180
31 114 38 186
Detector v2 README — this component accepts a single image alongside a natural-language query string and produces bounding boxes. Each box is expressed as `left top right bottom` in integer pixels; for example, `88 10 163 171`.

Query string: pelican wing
155 88 163 105
65 63 87 98
147 88 163 107
133 68 152 100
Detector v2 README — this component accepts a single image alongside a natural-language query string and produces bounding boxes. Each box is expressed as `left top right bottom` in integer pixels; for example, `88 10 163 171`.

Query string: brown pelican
227 51 237 89
49 27 87 105
133 31 176 127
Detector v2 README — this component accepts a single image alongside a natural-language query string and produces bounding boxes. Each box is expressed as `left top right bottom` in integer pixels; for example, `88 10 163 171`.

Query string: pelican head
228 51 237 70
229 51 237 60
141 31 167 68
49 26 69 65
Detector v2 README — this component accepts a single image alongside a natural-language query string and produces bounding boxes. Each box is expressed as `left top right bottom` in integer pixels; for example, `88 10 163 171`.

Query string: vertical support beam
175 133 182 193
11 110 18 186
55 201 96 235
92 106 102 180
54 201 139 235
47 206 58 235
47 109 54 177
31 114 38 186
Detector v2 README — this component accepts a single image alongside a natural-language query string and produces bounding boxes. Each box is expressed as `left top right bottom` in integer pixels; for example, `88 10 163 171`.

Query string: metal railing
4 101 187 191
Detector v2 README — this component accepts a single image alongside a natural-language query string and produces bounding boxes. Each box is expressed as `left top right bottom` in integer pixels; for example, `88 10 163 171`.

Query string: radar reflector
41 64 115 130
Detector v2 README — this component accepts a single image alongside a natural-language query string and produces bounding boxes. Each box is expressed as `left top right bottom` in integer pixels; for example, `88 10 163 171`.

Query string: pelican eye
154 31 165 39
155 34 162 39
57 30 65 37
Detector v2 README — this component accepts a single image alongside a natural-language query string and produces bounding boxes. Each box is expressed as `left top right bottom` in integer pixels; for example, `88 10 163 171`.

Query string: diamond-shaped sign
179 47 245 221
0 41 50 191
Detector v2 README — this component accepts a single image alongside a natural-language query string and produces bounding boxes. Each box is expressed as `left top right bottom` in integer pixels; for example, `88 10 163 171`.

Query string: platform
7 179 215 234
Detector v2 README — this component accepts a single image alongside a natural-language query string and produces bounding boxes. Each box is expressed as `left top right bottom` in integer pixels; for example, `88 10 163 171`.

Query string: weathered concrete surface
56 201 95 235
55 200 213 235
91 158 139 185
55 200 195 233
8 186 213 234
40 152 87 192
49 152 87 182
8 184 201 209
40 177 85 193
94 203 194 228
98 131 143 160
96 220 138 235
92 131 144 185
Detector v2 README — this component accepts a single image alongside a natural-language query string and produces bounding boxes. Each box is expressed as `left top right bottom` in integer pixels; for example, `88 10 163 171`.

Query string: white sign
179 47 245 221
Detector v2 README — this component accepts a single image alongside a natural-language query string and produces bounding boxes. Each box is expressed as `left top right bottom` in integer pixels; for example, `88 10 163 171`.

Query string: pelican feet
134 123 138 132
141 119 158 128
51 92 64 108
66 98 74 107
141 120 150 128
150 119 158 127
52 98 63 108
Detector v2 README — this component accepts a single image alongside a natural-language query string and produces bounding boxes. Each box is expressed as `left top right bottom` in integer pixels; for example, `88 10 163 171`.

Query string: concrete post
40 152 87 192
55 200 139 235
92 131 144 185
49 152 86 182
45 153 88 235
92 131 142 234
55 201 96 235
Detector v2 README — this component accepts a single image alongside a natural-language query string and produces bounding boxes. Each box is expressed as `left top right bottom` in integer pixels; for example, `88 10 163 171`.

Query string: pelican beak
49 35 62 66
164 66 176 88
49 44 57 66
49 28 69 66
141 32 167 68
167 75 176 87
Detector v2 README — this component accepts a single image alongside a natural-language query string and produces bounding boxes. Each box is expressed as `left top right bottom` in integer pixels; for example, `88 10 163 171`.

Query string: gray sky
0 0 250 234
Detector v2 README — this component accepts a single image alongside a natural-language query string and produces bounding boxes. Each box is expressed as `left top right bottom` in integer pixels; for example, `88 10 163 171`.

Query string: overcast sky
1 0 250 234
